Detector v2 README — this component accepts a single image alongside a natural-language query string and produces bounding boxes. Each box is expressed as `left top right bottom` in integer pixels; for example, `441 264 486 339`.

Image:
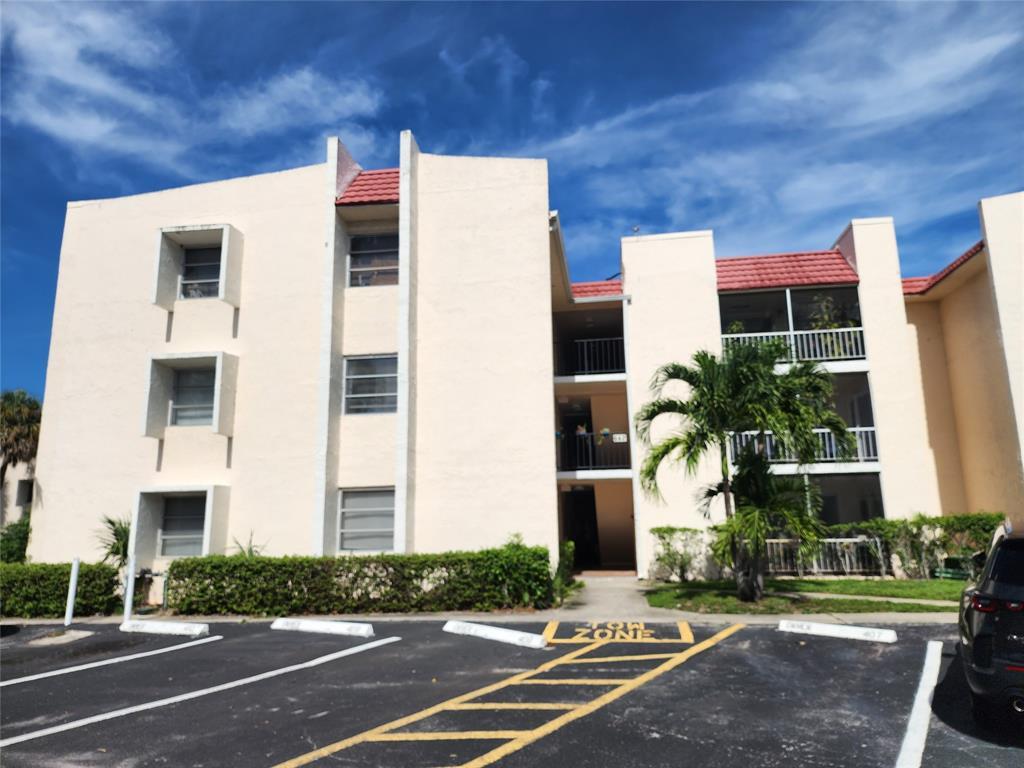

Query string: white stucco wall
835 219 942 519
406 150 559 558
29 164 329 563
622 231 723 577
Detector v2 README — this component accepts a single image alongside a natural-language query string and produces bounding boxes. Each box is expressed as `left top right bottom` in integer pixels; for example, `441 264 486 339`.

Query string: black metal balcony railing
569 337 625 375
557 433 631 471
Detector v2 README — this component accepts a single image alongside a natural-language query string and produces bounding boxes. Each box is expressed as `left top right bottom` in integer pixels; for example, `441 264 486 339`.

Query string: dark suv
959 523 1024 724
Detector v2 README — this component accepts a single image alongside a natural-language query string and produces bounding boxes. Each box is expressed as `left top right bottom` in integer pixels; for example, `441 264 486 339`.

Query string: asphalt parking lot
1 619 1021 767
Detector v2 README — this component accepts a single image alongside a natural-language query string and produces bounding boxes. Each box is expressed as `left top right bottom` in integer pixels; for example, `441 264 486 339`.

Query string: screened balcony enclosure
553 307 625 375
720 286 864 362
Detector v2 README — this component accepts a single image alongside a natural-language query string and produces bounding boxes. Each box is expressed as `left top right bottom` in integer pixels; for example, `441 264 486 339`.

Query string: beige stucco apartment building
24 132 1024 578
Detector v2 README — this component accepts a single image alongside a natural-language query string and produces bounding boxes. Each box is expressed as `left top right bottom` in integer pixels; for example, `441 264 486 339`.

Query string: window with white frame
349 234 398 287
171 368 216 425
160 496 205 556
344 355 397 413
339 489 394 551
180 247 222 298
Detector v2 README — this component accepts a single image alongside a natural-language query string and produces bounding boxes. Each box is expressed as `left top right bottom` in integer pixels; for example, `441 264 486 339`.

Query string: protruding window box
130 486 229 571
143 352 238 438
153 224 242 309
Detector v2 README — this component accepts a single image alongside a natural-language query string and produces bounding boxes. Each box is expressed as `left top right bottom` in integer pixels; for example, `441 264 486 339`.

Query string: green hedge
825 512 1006 578
0 515 31 563
0 562 121 618
167 542 553 615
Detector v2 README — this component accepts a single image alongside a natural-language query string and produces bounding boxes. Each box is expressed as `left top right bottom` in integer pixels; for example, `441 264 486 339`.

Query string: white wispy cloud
1 3 386 178
510 3 1022 274
440 35 528 97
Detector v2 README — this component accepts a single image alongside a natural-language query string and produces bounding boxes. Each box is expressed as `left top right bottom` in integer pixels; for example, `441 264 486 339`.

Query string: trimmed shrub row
826 512 1006 578
166 542 553 615
0 562 120 618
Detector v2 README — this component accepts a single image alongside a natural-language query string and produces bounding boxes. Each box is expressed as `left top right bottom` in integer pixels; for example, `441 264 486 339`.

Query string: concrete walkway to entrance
542 574 668 622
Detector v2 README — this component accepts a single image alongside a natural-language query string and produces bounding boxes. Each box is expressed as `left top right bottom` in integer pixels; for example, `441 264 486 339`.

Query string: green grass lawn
765 578 966 601
645 582 959 614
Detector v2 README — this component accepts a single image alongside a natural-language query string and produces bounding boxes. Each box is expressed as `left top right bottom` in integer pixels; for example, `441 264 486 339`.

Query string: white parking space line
0 636 401 748
894 640 944 768
0 635 224 688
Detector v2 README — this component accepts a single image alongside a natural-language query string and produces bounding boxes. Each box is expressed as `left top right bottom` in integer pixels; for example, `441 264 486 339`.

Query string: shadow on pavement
931 649 1024 749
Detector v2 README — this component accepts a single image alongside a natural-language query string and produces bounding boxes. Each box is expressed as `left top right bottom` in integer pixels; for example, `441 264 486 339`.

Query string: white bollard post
123 554 137 624
63 557 80 627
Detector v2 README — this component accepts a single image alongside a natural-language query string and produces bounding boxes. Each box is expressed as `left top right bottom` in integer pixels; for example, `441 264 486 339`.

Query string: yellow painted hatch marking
447 702 577 711
516 684 634 688
271 624 744 767
566 652 679 664
365 731 531 742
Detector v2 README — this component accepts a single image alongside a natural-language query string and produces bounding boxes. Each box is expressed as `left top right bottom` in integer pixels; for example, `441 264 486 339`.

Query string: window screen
339 489 394 551
181 247 221 298
171 368 216 425
160 496 205 557
344 356 397 413
349 235 399 287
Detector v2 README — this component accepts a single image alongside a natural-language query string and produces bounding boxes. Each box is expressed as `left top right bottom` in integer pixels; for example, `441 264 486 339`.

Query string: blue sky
2 1 1021 398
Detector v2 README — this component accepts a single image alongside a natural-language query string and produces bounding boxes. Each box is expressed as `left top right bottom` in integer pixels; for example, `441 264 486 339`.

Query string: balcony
729 426 878 464
557 432 631 471
566 337 626 375
719 286 864 363
722 327 865 362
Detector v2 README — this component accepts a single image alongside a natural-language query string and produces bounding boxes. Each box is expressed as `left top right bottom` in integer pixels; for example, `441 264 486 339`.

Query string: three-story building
26 132 1024 581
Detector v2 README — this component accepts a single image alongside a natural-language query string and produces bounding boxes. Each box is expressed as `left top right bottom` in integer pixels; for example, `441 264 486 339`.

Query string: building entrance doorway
561 487 600 570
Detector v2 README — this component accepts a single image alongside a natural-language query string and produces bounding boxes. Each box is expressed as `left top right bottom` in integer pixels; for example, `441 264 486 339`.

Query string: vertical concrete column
622 231 722 577
313 137 361 554
393 130 420 553
835 218 942 519
979 192 1024 520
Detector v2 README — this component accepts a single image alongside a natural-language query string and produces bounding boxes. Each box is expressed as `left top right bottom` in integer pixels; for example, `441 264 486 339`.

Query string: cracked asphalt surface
0 620 1020 767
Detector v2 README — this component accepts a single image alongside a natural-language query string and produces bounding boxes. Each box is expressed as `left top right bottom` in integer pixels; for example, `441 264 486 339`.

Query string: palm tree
636 342 853 511
97 515 131 570
1 390 41 488
704 448 824 600
635 342 854 599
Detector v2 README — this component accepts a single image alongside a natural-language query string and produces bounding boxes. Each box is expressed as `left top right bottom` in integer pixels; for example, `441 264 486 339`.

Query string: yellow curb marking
272 623 743 767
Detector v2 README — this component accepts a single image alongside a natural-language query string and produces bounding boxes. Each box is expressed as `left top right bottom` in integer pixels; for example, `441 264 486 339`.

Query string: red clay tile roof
901 240 984 295
336 168 399 205
715 249 858 292
571 279 623 298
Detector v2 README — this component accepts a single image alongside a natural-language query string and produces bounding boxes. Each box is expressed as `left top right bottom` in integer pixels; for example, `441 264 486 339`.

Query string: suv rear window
988 539 1024 585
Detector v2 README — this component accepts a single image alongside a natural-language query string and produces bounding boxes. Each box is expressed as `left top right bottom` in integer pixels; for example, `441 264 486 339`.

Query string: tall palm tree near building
1 390 41 488
635 342 853 599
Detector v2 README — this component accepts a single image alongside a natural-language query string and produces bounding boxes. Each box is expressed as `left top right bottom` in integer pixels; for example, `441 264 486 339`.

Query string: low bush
650 526 702 582
166 540 553 615
826 512 1004 579
0 562 120 618
0 514 31 563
